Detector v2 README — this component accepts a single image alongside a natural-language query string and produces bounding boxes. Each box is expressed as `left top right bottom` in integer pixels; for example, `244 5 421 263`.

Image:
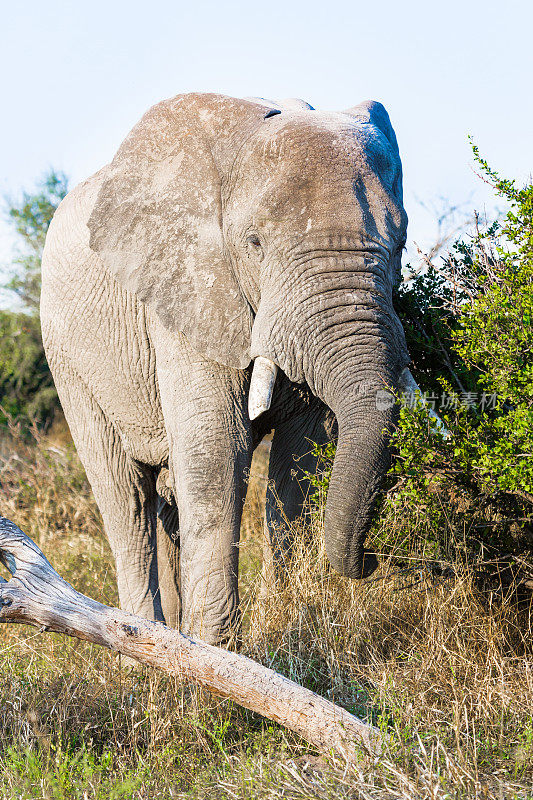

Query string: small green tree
391 153 533 560
451 147 533 503
4 170 68 312
0 170 68 429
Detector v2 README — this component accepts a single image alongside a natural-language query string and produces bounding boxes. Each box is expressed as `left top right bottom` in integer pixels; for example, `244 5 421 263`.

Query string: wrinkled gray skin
41 93 410 644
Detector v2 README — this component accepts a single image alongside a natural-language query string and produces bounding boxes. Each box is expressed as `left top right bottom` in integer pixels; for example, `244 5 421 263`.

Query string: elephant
41 92 416 645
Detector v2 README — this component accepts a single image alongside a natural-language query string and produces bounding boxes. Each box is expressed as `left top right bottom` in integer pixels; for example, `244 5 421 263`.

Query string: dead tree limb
0 517 380 760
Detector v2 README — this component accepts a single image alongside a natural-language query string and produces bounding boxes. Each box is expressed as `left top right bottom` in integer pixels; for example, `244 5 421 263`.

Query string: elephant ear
88 93 260 369
342 100 400 156
342 100 403 201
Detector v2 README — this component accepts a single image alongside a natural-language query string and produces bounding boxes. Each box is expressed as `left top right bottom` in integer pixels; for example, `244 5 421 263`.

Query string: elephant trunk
315 294 404 577
251 251 409 579
322 390 396 578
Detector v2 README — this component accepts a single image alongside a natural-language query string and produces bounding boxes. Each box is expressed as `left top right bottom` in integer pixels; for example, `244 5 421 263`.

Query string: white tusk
398 367 450 439
248 357 278 420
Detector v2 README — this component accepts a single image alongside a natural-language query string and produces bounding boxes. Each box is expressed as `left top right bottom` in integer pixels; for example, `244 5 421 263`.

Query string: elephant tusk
398 367 450 439
248 357 278 420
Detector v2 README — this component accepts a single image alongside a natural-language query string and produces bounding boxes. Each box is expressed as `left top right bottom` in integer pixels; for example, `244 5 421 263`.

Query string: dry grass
0 424 531 798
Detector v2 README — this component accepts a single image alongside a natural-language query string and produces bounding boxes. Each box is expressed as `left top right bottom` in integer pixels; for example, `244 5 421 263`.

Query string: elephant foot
181 616 242 650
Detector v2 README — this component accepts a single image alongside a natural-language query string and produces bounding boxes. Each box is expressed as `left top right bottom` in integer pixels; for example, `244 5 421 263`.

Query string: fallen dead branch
0 516 379 760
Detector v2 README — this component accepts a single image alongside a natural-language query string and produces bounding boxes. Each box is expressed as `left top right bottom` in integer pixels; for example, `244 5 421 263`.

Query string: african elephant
41 92 414 645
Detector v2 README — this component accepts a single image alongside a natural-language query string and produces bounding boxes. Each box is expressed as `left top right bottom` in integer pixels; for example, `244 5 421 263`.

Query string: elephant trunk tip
326 546 379 580
248 357 278 420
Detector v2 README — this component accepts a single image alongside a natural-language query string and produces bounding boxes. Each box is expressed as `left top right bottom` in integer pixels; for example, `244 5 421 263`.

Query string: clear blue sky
1 0 531 291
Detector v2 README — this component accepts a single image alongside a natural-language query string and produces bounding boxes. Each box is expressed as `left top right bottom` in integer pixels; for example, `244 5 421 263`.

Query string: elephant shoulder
44 168 109 259
41 166 119 329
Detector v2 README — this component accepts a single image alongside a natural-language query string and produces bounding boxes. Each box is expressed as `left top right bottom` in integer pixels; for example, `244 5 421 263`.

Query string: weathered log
0 516 380 759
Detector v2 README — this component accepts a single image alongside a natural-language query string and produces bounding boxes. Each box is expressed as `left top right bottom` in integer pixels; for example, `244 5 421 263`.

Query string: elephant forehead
234 120 399 210
231 123 403 238
251 112 390 164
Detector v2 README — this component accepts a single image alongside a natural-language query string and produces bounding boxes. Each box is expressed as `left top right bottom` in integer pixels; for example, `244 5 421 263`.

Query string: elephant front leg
179 518 241 646
157 347 253 646
173 423 252 644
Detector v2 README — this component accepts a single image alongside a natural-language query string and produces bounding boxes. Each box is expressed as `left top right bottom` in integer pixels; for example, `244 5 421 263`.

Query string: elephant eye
246 234 264 262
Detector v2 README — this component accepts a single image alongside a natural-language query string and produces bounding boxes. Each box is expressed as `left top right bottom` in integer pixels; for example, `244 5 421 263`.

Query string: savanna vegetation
0 154 531 798
0 170 67 428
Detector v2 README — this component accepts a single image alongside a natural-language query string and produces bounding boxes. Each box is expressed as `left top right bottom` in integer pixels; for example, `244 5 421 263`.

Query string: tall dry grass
0 424 531 798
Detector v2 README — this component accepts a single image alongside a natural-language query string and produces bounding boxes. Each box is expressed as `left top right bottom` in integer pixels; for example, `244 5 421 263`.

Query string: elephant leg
52 369 164 622
264 406 334 585
156 348 253 645
155 498 180 628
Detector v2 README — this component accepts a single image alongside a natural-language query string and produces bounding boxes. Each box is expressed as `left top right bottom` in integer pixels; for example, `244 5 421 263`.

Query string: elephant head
88 92 410 580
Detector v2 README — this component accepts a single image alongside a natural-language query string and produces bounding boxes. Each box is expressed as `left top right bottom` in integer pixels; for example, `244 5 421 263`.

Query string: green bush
0 310 58 428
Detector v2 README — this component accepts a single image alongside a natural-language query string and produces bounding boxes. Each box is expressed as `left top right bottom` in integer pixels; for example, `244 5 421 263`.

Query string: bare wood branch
0 516 380 760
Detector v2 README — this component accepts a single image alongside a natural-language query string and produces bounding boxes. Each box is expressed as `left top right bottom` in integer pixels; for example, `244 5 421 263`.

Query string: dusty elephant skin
41 92 410 645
